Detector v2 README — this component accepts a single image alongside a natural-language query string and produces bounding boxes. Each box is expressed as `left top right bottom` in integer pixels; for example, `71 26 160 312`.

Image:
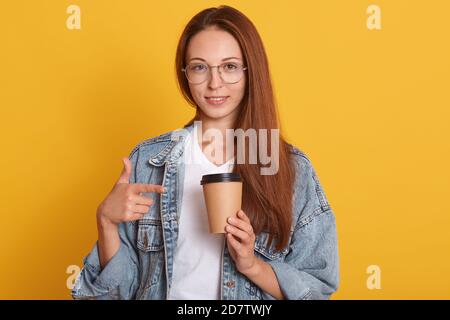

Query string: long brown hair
175 5 295 251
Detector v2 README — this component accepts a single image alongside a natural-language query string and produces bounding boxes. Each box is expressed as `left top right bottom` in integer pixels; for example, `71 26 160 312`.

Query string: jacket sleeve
71 149 141 300
263 153 340 300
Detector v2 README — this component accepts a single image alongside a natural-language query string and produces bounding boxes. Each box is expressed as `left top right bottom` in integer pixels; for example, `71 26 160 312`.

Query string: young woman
72 5 339 300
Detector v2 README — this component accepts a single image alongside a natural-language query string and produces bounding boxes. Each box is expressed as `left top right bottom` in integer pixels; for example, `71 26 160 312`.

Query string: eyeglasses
182 62 247 84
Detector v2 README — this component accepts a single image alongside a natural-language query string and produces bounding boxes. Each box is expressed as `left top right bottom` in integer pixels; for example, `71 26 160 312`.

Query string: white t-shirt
168 125 235 300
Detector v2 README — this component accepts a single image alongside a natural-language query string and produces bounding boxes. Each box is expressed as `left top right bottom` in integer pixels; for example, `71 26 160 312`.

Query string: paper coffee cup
200 173 242 234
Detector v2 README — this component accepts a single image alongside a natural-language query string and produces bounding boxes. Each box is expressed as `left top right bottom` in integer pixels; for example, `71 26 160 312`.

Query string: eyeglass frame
181 62 248 84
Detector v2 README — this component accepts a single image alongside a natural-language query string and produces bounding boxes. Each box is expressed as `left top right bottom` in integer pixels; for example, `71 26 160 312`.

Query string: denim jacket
72 123 339 300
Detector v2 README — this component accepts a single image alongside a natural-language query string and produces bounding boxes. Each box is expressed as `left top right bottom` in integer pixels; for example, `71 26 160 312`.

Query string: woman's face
185 27 246 125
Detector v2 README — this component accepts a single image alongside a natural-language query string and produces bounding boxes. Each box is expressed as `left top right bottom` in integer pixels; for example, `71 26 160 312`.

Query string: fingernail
228 217 233 223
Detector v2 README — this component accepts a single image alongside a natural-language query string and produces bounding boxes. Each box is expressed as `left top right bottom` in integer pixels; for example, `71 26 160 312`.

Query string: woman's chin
200 108 235 120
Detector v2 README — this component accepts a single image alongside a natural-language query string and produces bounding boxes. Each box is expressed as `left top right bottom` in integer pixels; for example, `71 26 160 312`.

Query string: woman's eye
191 64 207 72
224 63 238 71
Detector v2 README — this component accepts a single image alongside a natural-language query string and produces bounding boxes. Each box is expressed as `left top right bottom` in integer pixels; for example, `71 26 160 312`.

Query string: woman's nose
208 67 223 89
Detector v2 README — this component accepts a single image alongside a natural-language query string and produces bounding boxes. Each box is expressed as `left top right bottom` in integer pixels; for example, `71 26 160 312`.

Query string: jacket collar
148 123 194 166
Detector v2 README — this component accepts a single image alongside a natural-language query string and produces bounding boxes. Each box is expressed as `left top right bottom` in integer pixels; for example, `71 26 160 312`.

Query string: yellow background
1 0 449 299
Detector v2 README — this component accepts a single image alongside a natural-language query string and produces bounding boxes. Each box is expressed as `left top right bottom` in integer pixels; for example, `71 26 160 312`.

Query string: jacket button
226 281 235 288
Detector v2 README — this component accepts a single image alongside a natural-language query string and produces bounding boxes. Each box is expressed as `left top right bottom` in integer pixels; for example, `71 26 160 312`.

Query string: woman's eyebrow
188 57 242 62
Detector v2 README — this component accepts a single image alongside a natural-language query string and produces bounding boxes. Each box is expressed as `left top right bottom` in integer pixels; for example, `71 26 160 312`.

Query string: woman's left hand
225 209 257 275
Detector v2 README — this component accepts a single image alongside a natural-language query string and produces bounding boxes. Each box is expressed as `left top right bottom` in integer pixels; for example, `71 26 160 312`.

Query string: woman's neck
196 115 236 165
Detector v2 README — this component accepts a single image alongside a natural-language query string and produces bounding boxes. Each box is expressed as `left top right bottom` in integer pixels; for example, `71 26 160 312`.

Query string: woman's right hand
96 157 166 227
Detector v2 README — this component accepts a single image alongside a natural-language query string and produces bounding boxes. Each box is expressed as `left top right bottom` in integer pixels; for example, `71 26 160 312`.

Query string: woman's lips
205 96 229 105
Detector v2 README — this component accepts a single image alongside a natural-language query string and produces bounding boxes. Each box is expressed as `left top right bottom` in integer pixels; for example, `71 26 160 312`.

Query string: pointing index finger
132 183 166 194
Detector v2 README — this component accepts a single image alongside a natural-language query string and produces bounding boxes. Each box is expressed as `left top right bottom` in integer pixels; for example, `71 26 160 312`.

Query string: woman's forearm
241 257 284 300
96 210 121 269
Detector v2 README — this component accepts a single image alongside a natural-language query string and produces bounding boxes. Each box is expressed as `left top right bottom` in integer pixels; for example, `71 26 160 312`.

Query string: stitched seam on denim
312 173 330 211
129 139 170 157
71 267 86 296
295 207 331 232
254 233 288 259
300 290 312 300
147 140 176 163
129 135 172 160
255 244 288 259
137 244 164 251
254 246 280 260
84 262 100 274
138 218 162 226
137 224 164 251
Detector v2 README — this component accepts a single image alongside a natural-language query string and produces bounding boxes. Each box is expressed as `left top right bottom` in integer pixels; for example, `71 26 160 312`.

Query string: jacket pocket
137 218 164 252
